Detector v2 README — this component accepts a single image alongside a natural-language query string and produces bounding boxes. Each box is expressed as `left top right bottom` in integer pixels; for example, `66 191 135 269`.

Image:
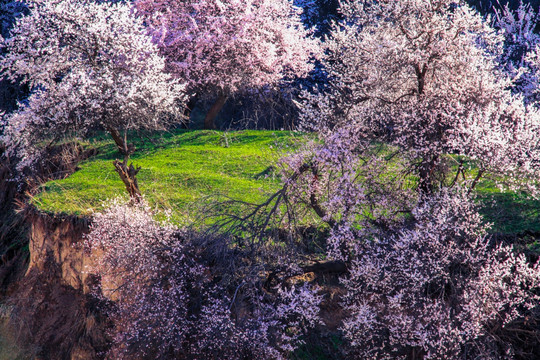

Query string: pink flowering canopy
342 190 540 358
493 1 540 104
84 199 322 359
300 0 540 194
0 0 185 170
134 0 321 96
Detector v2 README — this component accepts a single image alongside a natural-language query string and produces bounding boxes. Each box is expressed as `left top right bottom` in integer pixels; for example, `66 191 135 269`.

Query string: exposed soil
0 143 104 359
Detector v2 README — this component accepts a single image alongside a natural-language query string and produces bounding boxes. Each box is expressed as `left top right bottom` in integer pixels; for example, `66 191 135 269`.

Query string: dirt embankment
0 142 97 293
8 210 110 360
26 211 91 292
0 143 107 360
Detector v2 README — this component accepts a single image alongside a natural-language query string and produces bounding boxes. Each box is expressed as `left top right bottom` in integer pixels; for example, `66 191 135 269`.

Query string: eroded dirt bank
0 143 107 359
26 211 91 292
8 210 110 360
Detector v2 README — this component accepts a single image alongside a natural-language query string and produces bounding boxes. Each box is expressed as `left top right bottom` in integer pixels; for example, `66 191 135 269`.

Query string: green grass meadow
31 130 540 240
31 130 306 224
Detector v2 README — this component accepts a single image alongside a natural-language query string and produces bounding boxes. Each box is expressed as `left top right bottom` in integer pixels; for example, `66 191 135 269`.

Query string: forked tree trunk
204 94 228 130
107 127 142 202
113 159 141 201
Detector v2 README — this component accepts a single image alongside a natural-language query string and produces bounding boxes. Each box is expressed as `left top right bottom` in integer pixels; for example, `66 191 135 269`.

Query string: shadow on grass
479 192 540 236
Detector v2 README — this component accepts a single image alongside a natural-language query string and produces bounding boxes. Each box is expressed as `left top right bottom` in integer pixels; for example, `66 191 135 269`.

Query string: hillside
30 129 540 238
3 0 540 358
31 130 306 224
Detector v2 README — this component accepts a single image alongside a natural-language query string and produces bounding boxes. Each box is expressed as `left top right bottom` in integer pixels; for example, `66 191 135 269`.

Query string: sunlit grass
31 130 540 238
31 130 307 225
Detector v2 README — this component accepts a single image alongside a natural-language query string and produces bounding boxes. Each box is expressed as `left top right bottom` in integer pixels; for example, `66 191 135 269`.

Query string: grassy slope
32 129 540 236
31 130 305 224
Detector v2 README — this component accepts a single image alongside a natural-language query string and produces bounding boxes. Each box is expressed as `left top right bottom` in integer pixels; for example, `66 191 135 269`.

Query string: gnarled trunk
204 94 228 130
107 127 141 202
113 160 141 201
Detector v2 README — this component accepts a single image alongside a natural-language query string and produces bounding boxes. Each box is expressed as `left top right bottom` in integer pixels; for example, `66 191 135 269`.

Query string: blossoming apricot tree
0 0 185 199
84 199 322 359
342 190 540 359
301 0 540 195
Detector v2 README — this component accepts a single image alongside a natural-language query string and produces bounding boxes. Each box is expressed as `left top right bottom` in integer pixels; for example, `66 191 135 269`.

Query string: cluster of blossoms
493 1 540 102
135 0 320 96
278 126 417 260
300 0 540 194
84 199 321 359
0 1 26 40
341 190 540 359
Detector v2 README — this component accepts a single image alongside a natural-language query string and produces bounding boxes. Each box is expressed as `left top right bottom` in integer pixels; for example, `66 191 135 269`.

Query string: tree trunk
204 94 228 130
414 63 427 95
113 159 141 201
182 95 199 129
107 127 142 202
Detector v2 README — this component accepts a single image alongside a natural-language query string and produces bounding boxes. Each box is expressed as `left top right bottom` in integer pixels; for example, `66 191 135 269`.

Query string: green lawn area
31 130 540 239
31 130 306 225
